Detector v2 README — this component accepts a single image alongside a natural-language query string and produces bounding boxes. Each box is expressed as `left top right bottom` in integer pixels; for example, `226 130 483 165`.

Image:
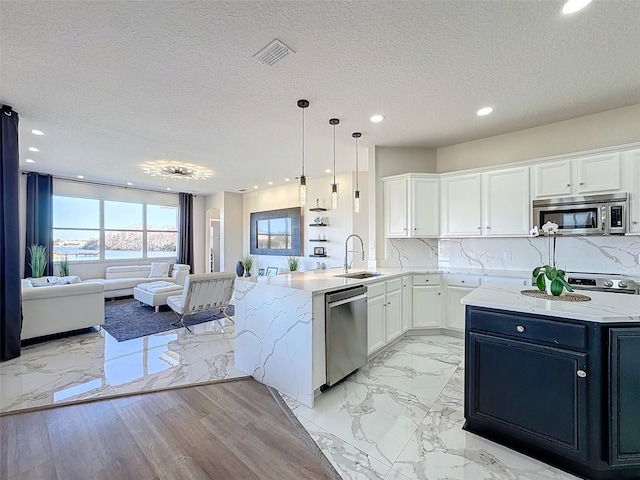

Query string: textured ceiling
1 1 639 195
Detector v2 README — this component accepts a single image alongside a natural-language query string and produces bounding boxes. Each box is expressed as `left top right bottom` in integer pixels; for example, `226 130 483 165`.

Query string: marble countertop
235 267 535 295
461 284 640 323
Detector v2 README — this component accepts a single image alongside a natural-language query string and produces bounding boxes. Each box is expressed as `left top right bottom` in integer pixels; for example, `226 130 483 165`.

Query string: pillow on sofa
148 262 171 278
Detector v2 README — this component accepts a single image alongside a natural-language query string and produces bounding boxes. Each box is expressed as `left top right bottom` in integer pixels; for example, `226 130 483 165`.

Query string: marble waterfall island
233 271 384 408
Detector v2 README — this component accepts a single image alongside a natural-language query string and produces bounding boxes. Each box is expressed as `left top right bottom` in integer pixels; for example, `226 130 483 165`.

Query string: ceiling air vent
254 39 294 67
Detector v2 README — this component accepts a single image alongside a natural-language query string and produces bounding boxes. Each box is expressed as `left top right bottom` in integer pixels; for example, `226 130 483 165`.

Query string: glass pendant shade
352 132 362 213
299 175 307 206
331 183 338 210
354 190 360 213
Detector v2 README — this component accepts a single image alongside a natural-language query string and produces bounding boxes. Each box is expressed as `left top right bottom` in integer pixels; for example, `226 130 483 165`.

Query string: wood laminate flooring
0 379 333 480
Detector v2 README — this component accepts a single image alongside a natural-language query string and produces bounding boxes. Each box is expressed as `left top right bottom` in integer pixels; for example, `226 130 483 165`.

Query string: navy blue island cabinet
464 305 640 480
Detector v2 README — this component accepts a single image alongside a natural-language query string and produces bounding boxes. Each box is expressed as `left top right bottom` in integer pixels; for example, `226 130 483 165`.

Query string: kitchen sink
335 272 382 279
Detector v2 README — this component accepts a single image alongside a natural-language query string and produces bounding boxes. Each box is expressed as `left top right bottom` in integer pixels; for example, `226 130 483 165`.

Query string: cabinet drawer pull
566 184 571 187
577 370 587 378
516 325 525 333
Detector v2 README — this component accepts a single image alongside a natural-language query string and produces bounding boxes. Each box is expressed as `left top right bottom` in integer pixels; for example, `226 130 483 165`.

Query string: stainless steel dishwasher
325 285 368 386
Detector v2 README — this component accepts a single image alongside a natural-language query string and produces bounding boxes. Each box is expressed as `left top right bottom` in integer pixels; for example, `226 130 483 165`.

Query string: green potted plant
28 244 47 278
58 254 70 277
530 222 573 296
287 256 301 272
241 255 254 276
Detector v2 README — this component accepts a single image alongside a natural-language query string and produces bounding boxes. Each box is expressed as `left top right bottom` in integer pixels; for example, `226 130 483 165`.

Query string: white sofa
85 263 190 299
21 279 105 340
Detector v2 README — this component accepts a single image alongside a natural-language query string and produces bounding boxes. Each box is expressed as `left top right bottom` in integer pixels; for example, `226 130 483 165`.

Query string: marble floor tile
296 415 393 480
390 403 579 480
285 375 432 465
0 318 244 413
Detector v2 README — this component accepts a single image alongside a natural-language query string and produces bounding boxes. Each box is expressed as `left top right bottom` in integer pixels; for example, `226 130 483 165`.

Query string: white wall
192 195 206 273
205 191 243 273
242 172 369 274
437 104 640 173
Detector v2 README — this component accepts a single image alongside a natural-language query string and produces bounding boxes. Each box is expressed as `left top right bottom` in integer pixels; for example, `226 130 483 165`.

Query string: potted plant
241 255 254 276
530 222 574 296
287 256 301 272
58 254 70 277
28 244 47 278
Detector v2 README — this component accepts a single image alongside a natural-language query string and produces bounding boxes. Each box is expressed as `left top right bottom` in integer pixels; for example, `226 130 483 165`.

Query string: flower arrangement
530 221 574 296
58 254 70 277
241 255 254 276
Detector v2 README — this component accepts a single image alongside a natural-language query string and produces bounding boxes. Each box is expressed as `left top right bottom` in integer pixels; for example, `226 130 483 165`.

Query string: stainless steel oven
566 273 638 295
533 193 628 235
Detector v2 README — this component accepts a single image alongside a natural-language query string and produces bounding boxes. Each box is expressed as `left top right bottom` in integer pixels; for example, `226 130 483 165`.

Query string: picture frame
257 268 265 276
314 246 326 256
266 267 279 276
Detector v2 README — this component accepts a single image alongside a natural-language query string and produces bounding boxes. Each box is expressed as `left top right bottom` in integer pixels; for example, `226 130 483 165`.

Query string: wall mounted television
250 207 302 256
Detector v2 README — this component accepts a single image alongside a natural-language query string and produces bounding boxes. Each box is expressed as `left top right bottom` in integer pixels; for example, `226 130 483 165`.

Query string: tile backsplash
383 236 640 276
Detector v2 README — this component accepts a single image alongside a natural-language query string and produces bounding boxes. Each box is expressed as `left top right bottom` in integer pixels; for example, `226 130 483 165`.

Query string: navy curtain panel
24 172 54 277
1 105 22 361
178 192 194 274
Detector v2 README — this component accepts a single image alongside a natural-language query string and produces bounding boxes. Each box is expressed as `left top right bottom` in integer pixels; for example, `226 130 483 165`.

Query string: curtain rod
21 171 198 196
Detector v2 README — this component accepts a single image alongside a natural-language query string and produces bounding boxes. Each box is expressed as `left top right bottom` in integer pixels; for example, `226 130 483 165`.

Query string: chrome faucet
344 234 365 273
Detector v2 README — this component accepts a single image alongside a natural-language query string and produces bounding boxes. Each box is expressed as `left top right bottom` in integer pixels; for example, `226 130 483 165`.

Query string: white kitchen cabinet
367 278 403 355
483 167 531 236
442 167 530 237
441 173 482 236
532 154 622 198
443 275 481 331
412 274 442 328
367 282 386 355
401 275 412 332
629 150 640 234
383 174 439 238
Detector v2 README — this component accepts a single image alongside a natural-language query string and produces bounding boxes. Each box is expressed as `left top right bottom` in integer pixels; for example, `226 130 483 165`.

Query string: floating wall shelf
309 239 328 242
309 254 327 258
309 207 327 212
309 223 327 227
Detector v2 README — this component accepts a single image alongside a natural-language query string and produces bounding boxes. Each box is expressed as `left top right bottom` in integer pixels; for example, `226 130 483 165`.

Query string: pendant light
298 99 309 206
329 118 339 210
352 132 362 213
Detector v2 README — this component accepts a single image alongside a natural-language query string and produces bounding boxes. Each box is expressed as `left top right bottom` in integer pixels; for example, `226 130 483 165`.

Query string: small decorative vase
235 261 244 277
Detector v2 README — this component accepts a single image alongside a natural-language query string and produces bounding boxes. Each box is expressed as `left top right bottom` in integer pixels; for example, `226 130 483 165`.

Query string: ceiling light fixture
329 118 340 210
477 107 493 116
166 187 172 191
268 181 273 185
31 129 44 135
77 175 84 179
140 160 213 181
285 178 290 182
28 147 39 152
353 132 362 213
254 185 259 189
25 159 35 163
297 99 310 206
562 0 592 14
370 114 384 123
325 169 331 173
127 182 133 186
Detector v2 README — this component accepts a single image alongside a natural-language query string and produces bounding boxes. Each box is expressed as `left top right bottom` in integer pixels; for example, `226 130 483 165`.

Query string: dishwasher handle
326 286 368 304
326 293 367 308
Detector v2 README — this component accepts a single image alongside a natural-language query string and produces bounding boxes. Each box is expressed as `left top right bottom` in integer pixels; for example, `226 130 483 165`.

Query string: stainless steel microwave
532 193 628 235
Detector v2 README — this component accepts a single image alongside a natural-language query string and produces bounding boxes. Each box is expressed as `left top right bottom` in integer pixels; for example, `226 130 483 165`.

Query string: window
53 196 178 262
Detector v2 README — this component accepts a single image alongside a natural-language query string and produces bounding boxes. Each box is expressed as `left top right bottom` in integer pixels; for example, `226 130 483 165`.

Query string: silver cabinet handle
579 182 584 186
577 370 587 378
516 325 525 333
566 184 571 187
461 280 465 283
477 226 482 230
486 226 491 229
633 221 638 225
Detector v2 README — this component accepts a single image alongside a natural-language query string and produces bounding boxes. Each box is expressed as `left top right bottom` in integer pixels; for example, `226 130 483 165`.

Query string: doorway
208 208 221 273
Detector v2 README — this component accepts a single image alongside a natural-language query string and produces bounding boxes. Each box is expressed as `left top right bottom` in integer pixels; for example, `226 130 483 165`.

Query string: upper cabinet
441 167 530 237
383 174 439 238
629 150 640 234
531 153 622 198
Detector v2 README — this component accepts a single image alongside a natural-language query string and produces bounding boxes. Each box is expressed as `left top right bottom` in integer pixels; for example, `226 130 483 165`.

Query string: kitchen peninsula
461 285 640 480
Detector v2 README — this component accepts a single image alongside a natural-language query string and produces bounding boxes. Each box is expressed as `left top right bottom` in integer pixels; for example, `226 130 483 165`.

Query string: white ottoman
133 281 184 312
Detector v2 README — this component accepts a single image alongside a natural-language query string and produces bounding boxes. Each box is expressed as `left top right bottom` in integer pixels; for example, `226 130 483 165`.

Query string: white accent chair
166 273 235 332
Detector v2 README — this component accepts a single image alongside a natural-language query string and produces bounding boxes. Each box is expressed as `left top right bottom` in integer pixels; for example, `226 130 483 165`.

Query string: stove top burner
565 272 638 294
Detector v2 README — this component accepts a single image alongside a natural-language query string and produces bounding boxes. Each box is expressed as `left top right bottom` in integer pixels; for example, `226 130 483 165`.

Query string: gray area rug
103 298 234 342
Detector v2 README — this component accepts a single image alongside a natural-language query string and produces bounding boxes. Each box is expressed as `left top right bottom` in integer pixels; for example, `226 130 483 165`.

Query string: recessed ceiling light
325 169 331 173
166 187 172 191
77 175 84 179
254 185 259 189
284 178 290 182
25 158 35 163
127 182 133 186
477 107 493 116
31 129 44 135
28 147 39 152
370 114 384 123
561 0 592 14
268 181 273 185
